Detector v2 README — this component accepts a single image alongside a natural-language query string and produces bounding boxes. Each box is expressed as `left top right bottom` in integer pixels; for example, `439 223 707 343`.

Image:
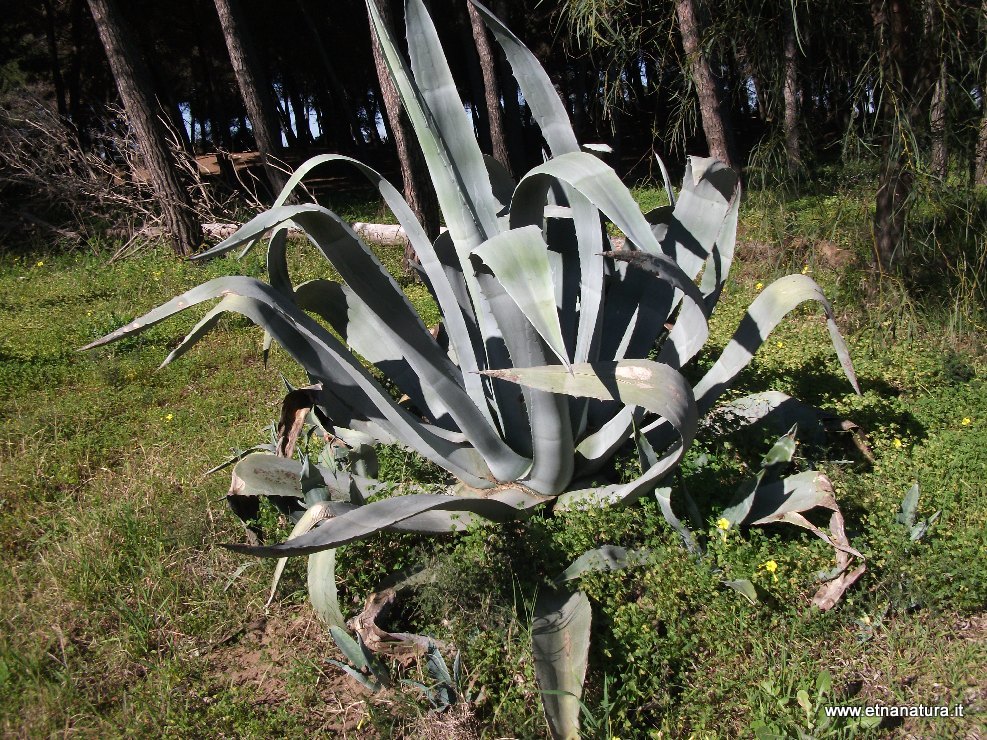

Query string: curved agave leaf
512 152 667 257
471 225 570 367
692 274 860 415
267 500 332 607
662 158 739 279
202 203 535 480
367 0 488 248
224 492 539 557
532 587 591 740
704 391 827 446
606 250 710 369
484 361 695 432
472 261 572 493
719 468 866 610
485 361 697 507
309 548 345 627
293 278 453 427
367 0 510 386
655 152 676 207
698 190 740 310
511 153 710 370
553 545 649 584
468 1 578 157
83 282 496 487
405 0 500 240
248 153 491 424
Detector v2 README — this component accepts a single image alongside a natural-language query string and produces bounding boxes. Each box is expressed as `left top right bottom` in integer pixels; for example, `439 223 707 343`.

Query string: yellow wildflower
776 341 784 348
164 413 174 421
755 281 764 291
893 438 902 449
716 517 731 531
801 265 810 275
761 560 779 582
36 260 44 267
961 417 972 426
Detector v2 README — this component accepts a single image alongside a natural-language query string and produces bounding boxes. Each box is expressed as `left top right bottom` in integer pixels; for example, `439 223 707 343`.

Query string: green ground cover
0 187 984 738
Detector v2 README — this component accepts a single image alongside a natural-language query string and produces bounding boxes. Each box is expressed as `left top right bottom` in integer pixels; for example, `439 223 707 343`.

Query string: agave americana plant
85 1 865 735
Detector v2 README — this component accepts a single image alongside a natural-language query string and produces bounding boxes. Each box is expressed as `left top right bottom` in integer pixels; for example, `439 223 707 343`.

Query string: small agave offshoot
84 1 866 735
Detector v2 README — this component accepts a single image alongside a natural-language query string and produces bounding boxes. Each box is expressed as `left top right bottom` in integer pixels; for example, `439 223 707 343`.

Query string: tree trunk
212 0 289 196
42 0 68 117
367 0 440 267
976 92 987 185
782 11 801 171
493 0 526 174
468 0 512 174
874 150 912 271
86 0 201 256
870 0 932 271
929 62 947 178
459 6 491 153
674 0 739 172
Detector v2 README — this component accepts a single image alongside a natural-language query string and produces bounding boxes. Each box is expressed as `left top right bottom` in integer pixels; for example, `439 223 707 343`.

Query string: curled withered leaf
348 588 443 665
276 383 324 458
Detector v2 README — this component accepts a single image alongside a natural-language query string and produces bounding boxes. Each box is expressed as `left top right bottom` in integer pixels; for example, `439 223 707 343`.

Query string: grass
0 185 984 738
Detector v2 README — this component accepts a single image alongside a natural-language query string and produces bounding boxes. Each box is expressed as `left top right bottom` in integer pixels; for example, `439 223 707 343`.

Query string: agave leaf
661 158 739 279
293 278 452 427
468 1 579 157
266 501 332 608
471 225 570 367
276 384 323 458
606 249 710 369
156 295 231 369
204 444 276 476
261 153 492 423
512 152 667 258
308 548 345 627
896 482 920 528
224 492 542 557
698 190 740 309
723 578 760 605
734 470 837 526
719 469 864 609
367 0 514 390
554 545 649 584
762 425 798 468
693 274 861 415
483 361 695 427
573 404 642 474
486 361 697 506
655 151 676 207
471 261 573 494
265 226 292 296
327 660 384 693
718 428 797 525
328 626 371 672
219 206 528 479
405 0 500 239
705 391 827 447
563 189 606 364
532 587 591 740
654 484 701 553
83 279 496 487
233 453 306 500
210 144 493 445
367 0 488 248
